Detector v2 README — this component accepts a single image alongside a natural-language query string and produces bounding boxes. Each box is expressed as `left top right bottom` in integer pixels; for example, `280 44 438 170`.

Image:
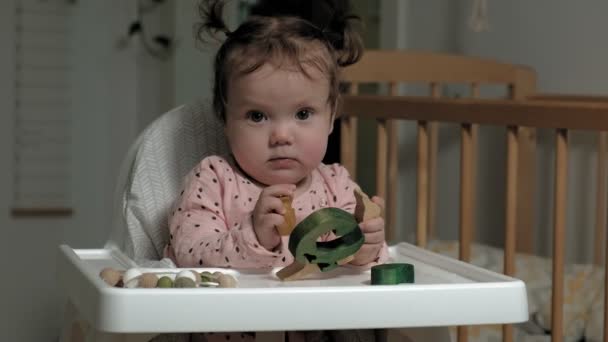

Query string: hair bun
324 0 364 67
196 0 233 42
250 0 363 66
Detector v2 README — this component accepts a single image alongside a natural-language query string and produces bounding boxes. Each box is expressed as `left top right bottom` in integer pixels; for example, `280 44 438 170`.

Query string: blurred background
1 0 608 340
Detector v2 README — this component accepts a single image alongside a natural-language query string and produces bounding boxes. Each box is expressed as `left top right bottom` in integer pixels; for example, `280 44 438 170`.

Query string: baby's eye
246 111 266 123
295 109 313 120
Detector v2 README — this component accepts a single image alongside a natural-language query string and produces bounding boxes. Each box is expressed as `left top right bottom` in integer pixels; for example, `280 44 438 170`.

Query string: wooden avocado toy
276 187 383 281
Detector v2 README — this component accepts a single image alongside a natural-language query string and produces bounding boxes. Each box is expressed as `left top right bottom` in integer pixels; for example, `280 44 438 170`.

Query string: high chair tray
57 242 527 333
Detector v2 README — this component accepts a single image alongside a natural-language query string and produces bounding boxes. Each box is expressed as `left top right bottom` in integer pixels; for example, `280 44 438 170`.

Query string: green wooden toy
371 263 415 285
288 207 364 273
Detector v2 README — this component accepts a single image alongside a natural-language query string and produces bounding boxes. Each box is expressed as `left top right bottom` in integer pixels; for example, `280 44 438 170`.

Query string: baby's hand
253 184 296 251
351 196 386 266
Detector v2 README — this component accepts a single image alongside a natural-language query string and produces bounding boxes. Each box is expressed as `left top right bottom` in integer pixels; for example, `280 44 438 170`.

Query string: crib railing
529 94 608 267
340 50 539 261
340 94 608 342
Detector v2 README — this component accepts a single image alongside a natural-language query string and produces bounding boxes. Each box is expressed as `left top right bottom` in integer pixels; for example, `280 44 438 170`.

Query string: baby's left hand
351 196 385 266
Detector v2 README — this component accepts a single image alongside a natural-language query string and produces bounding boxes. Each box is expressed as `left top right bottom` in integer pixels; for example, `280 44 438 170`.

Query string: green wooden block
371 263 415 285
288 207 364 272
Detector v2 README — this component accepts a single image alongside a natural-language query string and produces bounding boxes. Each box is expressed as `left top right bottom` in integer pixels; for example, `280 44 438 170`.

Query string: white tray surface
58 242 528 333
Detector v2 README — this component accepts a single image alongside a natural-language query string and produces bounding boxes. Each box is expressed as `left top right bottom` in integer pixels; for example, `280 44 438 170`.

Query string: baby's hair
196 0 364 122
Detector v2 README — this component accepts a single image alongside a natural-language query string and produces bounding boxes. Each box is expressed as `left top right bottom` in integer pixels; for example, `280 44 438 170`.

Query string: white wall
0 0 175 340
391 0 608 262
172 0 238 107
379 0 465 244
0 0 235 338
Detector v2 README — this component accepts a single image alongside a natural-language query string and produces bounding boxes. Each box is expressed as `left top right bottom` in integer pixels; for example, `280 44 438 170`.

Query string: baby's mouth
269 156 295 161
268 157 297 168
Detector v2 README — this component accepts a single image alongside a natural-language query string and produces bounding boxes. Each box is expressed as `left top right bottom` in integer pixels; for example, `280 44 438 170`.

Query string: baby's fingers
260 213 286 232
351 243 382 265
257 184 296 214
362 229 385 244
256 195 284 215
359 216 384 233
261 184 296 198
370 196 385 210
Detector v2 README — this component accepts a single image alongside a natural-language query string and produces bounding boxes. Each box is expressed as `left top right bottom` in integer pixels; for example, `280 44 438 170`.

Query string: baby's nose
269 123 294 146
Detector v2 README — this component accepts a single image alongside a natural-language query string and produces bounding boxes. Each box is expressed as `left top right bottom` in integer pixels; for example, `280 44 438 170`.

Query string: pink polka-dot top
164 155 387 269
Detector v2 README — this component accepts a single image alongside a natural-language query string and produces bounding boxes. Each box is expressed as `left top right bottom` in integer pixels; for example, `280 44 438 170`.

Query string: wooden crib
340 50 608 342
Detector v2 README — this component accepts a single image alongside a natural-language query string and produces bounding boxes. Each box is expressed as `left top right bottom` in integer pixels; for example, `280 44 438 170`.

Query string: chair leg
60 301 88 342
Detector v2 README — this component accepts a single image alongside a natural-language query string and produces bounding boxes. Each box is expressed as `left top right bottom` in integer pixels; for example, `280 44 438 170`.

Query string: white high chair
58 100 524 342
60 101 294 341
107 100 228 267
60 100 224 341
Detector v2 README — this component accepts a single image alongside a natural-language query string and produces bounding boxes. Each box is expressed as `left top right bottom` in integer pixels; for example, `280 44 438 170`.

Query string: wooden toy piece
217 274 238 288
371 263 415 285
123 268 144 288
276 206 366 281
337 255 355 266
157 276 173 288
277 255 354 282
99 267 124 287
138 273 159 288
289 207 364 273
97 268 241 288
277 195 296 235
353 187 382 223
276 260 321 281
174 277 197 288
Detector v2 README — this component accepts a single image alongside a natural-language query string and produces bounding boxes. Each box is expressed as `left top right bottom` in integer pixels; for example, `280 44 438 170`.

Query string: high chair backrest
340 50 537 252
107 101 229 265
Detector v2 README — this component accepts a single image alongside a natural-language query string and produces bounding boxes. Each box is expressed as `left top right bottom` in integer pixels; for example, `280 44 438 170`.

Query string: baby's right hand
253 184 296 251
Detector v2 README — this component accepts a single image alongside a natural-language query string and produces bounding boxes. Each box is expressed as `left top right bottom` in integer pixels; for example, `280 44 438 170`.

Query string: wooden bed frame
340 50 608 342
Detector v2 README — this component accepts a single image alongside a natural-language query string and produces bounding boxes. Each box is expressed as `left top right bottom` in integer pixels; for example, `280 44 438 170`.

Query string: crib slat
469 84 480 243
503 126 519 342
552 129 568 342
457 123 475 342
417 121 429 247
512 73 538 256
376 119 388 208
470 84 481 342
456 83 481 342
515 127 536 254
386 83 399 242
604 184 608 342
428 83 441 241
595 132 607 266
340 83 359 179
459 123 475 263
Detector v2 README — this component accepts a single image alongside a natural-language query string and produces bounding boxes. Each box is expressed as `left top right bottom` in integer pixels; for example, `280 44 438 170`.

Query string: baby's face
224 62 334 188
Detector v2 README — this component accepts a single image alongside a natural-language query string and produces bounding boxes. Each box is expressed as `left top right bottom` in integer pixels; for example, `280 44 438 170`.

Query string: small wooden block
276 261 321 281
337 254 355 266
277 195 296 235
354 187 382 223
